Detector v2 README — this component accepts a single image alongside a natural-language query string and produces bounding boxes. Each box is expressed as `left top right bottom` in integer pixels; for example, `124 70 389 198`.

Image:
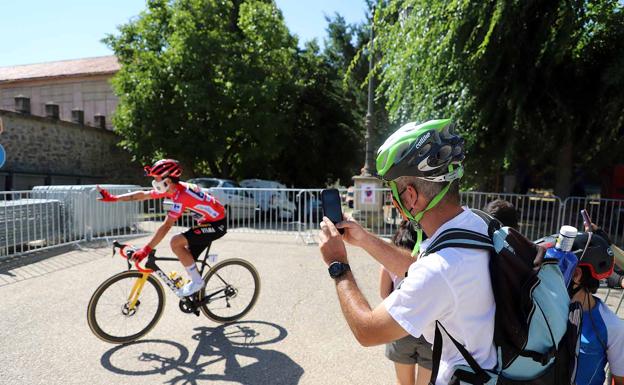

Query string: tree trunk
554 135 573 199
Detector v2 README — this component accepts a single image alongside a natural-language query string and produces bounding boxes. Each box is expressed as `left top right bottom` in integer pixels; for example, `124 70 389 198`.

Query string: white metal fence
2 187 624 258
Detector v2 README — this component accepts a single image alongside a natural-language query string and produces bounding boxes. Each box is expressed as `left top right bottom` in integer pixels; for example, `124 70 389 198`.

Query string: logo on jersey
171 203 183 213
195 204 220 218
186 186 206 200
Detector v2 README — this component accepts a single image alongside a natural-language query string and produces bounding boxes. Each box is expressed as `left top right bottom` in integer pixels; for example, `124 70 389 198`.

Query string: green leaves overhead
374 0 624 195
105 0 379 187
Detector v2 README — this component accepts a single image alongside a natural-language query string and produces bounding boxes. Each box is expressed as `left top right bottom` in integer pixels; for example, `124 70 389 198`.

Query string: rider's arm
145 216 177 249
115 190 153 202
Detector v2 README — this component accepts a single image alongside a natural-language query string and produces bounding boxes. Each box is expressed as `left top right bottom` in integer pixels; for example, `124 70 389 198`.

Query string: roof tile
0 56 120 83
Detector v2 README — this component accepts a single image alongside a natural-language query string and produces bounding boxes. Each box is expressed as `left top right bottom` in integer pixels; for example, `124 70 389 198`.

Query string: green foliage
106 0 297 179
105 0 381 187
374 0 624 195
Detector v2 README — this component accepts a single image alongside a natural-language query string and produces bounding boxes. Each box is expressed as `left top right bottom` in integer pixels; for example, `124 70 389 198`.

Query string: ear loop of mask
390 176 453 256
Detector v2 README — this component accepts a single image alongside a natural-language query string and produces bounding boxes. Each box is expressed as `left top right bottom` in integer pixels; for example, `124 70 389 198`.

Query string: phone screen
581 209 592 229
321 189 344 234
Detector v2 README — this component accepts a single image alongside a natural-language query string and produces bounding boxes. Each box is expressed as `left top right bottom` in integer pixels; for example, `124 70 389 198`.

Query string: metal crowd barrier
1 187 624 261
461 192 563 240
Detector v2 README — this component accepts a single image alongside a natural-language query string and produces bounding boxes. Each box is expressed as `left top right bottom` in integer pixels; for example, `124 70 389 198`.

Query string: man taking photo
318 119 497 384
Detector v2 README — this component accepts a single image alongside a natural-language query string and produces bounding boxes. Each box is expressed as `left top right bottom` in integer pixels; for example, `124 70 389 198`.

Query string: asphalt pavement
0 231 396 385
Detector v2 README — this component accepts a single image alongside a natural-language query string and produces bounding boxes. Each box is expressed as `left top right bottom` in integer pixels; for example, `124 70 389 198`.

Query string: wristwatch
328 262 350 279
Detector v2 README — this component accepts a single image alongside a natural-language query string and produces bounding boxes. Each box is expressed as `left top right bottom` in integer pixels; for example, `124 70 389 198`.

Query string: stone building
0 56 143 190
0 56 120 130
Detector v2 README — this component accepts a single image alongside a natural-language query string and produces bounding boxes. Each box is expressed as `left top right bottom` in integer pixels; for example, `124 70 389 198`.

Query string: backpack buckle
540 347 556 366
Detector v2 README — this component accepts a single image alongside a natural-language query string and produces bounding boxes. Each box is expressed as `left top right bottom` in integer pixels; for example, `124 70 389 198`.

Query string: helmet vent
438 145 452 161
418 143 432 157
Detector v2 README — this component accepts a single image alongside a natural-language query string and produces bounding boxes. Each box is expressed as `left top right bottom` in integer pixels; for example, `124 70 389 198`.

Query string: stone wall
0 110 143 190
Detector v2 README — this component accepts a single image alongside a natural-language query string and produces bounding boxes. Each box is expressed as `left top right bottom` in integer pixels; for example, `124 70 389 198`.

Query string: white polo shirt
383 208 497 384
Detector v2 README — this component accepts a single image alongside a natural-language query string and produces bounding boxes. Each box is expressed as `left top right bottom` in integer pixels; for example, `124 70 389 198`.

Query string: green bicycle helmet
376 119 465 255
376 119 464 182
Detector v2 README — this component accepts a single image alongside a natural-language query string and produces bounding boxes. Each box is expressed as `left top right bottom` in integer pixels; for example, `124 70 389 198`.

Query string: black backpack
425 210 582 385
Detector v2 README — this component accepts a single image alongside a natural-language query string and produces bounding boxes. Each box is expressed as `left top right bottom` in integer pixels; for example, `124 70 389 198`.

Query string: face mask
152 179 169 193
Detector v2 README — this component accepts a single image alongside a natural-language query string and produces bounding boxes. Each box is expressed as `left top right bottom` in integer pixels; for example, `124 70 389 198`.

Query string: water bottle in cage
168 271 186 288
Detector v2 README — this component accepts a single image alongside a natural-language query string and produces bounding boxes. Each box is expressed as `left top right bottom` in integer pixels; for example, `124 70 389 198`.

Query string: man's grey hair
396 176 460 203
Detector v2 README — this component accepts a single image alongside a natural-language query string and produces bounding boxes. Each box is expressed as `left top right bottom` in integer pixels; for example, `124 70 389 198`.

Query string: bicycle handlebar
111 240 155 273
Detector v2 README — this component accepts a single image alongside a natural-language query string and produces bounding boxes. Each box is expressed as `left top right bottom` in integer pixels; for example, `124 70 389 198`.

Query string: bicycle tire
199 258 260 323
87 270 165 344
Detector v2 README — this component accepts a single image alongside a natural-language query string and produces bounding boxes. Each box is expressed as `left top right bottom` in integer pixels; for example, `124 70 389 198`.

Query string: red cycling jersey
150 182 225 223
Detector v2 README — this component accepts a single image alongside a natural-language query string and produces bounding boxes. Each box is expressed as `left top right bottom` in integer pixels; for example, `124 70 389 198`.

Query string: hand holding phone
581 209 592 232
321 189 344 234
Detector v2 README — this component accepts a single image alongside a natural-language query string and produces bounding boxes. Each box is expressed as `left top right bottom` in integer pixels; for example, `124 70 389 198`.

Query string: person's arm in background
379 267 393 299
607 271 624 289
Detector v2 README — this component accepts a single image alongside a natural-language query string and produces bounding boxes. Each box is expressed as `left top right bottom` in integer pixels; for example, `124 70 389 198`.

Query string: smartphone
581 209 592 230
321 189 344 234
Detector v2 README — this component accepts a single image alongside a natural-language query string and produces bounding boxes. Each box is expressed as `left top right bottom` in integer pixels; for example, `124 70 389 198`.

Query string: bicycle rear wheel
87 270 165 344
199 258 260 323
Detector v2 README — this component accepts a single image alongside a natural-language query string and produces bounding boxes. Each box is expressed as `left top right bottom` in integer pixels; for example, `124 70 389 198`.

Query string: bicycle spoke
200 260 259 322
88 271 165 343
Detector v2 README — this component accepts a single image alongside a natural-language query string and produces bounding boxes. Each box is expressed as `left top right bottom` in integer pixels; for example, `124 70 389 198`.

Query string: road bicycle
87 241 260 344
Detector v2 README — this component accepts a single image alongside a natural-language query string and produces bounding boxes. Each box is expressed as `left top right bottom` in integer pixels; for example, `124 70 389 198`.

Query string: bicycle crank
179 297 200 317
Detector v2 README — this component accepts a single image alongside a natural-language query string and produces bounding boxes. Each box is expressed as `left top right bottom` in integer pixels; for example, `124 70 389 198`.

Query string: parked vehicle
239 179 296 220
177 178 258 221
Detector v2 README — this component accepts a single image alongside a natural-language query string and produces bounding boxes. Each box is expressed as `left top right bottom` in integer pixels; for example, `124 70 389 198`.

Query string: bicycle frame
112 241 228 311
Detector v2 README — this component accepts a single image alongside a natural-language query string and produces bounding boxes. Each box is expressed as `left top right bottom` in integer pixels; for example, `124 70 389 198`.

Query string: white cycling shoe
177 280 205 297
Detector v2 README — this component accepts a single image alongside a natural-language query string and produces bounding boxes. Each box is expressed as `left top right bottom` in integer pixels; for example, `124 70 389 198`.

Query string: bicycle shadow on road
100 320 304 385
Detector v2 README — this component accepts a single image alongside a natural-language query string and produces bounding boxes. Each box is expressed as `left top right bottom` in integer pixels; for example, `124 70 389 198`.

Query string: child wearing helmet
568 229 624 385
97 159 227 297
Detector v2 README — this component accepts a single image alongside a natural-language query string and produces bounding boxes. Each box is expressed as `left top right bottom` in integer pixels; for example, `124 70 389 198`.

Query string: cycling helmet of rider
144 159 182 194
376 119 465 254
570 231 615 294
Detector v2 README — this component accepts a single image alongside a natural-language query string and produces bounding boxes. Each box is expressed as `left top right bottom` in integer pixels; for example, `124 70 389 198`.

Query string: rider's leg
170 234 203 284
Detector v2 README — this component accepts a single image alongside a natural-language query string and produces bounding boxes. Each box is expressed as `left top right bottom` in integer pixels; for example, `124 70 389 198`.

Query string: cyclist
567 230 624 385
97 159 227 297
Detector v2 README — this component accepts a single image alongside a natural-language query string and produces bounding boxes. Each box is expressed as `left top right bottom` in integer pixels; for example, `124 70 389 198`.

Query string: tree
374 0 624 196
105 0 297 179
105 0 379 187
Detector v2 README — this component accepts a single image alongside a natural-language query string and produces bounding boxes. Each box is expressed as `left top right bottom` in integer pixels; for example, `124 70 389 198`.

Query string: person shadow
100 320 304 385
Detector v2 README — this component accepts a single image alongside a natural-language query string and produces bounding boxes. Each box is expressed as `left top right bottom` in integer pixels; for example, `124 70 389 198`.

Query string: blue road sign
0 144 5 168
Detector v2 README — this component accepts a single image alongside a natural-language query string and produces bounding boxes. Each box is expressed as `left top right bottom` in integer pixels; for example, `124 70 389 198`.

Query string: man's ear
405 185 420 210
572 266 583 285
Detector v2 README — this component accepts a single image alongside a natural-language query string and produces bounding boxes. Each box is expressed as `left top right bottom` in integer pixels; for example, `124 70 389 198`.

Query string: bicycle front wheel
87 270 165 344
199 258 260 323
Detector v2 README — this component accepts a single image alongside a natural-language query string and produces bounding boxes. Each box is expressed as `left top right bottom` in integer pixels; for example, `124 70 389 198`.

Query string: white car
182 178 259 221
239 179 296 220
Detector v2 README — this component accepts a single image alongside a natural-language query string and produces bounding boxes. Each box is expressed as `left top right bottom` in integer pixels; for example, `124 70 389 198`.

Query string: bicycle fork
126 273 150 311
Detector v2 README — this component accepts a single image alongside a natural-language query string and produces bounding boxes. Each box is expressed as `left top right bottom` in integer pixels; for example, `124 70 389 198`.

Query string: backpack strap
424 228 495 256
429 321 492 385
